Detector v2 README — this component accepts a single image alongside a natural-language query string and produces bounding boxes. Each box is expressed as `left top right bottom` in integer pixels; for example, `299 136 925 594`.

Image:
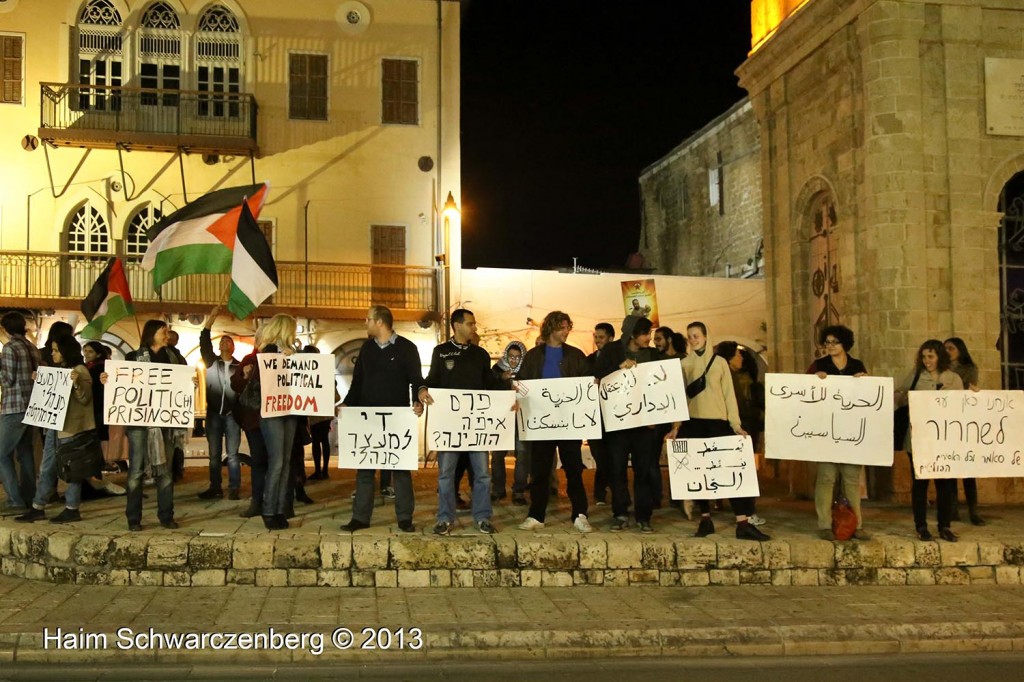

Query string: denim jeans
0 412 35 508
437 451 491 524
125 427 175 525
31 429 59 508
259 416 296 516
491 438 529 495
206 412 241 491
54 434 83 510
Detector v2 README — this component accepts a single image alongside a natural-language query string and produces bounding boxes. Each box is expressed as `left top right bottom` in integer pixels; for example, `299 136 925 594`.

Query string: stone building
639 100 763 280
738 0 1024 502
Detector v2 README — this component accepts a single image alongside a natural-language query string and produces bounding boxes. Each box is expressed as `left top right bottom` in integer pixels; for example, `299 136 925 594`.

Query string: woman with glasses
807 325 871 540
895 339 963 541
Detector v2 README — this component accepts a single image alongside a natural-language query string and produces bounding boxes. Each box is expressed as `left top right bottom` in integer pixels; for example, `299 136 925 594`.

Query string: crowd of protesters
0 306 989 544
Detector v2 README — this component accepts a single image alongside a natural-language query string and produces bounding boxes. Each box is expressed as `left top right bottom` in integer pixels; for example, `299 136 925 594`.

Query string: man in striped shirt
0 312 41 514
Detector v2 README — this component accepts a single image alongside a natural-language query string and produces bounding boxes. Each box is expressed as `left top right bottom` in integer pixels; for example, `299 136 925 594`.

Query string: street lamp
436 190 460 341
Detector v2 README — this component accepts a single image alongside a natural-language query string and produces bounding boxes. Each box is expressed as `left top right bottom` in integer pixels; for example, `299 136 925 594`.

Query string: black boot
295 485 314 504
240 500 262 518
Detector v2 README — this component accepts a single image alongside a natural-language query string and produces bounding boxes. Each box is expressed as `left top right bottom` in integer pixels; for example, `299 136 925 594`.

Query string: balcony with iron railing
0 251 437 321
39 83 258 155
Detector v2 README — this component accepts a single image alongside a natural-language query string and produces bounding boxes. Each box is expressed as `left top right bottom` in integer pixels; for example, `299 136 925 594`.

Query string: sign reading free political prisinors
258 353 335 418
427 389 516 451
337 407 420 471
103 360 195 428
909 390 1024 479
23 367 73 430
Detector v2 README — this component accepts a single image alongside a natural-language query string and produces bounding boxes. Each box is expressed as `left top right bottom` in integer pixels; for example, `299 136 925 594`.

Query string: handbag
685 354 716 400
238 364 262 411
56 431 105 483
892 370 921 450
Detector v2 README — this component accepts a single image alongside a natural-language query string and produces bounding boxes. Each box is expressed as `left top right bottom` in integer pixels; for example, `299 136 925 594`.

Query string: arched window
68 203 111 255
76 0 124 111
195 4 242 118
999 172 1024 389
808 193 841 356
125 205 160 257
138 2 182 108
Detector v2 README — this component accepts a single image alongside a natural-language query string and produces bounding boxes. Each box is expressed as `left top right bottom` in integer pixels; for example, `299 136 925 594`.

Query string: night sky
460 1 752 271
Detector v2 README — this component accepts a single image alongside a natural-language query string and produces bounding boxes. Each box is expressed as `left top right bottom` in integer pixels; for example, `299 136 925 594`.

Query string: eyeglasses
823 339 841 346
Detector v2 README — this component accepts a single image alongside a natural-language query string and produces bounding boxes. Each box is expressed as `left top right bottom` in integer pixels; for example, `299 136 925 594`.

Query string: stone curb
4 620 1024 663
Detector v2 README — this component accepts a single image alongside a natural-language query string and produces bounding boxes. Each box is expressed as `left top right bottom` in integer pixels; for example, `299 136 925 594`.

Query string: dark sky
460 1 752 271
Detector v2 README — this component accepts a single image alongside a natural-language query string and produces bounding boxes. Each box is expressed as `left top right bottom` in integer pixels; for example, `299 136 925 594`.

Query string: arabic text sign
764 373 893 466
23 367 73 430
667 436 759 500
599 359 688 432
516 377 601 441
258 353 335 418
103 360 195 428
427 389 515 451
909 390 1024 479
336 407 420 471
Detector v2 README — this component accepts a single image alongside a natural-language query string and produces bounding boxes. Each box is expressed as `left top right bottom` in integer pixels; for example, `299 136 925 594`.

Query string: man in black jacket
198 306 243 500
340 306 425 533
587 322 615 506
418 309 499 535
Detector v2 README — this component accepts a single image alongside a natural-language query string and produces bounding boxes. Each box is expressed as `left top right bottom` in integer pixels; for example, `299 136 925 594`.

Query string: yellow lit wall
750 0 812 52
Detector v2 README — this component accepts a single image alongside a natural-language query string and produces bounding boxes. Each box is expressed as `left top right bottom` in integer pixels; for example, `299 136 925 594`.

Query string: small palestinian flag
141 183 269 288
227 200 278 319
80 257 134 339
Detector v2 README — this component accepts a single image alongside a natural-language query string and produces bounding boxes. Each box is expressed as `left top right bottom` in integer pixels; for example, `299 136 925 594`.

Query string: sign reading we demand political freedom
257 353 335 418
103 360 195 428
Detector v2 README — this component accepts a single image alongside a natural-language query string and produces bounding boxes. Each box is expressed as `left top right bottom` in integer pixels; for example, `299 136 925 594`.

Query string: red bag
831 496 857 541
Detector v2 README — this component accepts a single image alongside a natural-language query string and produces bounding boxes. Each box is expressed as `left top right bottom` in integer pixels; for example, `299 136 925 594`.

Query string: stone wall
639 100 763 278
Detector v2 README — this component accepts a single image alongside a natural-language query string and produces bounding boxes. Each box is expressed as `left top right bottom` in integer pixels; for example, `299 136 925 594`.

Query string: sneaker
610 516 628 532
916 526 933 541
477 519 497 534
197 488 223 500
381 486 396 499
350 490 357 499
736 521 770 541
851 529 872 541
639 521 654 534
14 507 45 523
1 504 28 516
594 497 607 507
695 516 715 537
749 514 767 526
433 521 452 536
50 508 81 524
398 520 416 533
518 517 544 531
340 519 370 532
512 495 528 506
573 514 593 534
228 489 240 501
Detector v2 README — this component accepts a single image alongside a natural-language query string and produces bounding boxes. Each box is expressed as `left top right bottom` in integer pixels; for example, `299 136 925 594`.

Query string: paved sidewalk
1 575 1024 663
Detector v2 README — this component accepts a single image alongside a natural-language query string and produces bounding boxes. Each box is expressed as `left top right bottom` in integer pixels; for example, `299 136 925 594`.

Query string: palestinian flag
80 257 134 339
227 200 278 319
141 183 269 288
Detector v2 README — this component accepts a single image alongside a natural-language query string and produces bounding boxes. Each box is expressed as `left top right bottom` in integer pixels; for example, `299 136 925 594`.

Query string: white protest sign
764 373 893 466
336 407 420 471
599 359 688 432
258 353 335 418
427 389 515 451
103 360 195 428
515 377 601 441
909 390 1024 479
667 435 759 500
23 367 73 430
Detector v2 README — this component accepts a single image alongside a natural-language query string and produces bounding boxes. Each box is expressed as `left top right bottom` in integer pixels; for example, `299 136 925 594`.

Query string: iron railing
0 252 435 312
39 82 257 145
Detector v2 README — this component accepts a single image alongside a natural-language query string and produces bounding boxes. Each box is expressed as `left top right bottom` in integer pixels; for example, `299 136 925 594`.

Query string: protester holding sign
806 325 871 540
945 337 985 526
339 306 425 533
16 336 94 524
516 311 594 534
594 315 663 533
490 340 529 504
420 309 500 535
667 321 769 541
198 305 243 501
894 339 963 542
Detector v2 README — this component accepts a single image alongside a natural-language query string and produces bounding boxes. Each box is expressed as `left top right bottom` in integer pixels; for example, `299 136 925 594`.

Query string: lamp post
439 190 459 341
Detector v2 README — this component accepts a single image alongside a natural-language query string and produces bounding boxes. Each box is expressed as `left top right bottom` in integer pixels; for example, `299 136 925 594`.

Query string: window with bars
289 53 328 120
76 0 123 111
196 5 242 119
381 59 418 125
139 2 182 107
1 35 23 105
125 205 160 257
67 204 111 255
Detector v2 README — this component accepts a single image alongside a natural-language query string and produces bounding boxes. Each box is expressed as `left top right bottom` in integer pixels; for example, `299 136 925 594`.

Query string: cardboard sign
336 407 420 471
516 377 601 441
909 390 1024 479
667 435 759 500
257 353 335 418
764 373 894 466
23 367 73 430
103 360 195 428
426 389 516 451
599 359 688 432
